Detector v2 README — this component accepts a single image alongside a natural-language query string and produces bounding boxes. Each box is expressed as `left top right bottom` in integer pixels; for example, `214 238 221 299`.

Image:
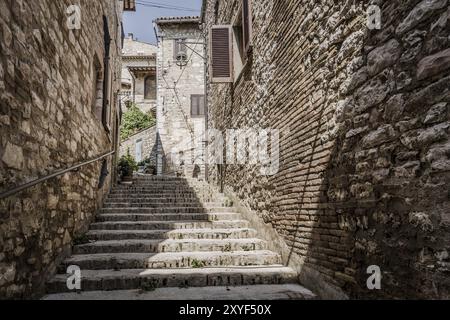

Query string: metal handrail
0 150 116 200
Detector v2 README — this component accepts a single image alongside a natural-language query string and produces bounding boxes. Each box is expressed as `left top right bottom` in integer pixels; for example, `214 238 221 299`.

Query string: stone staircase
44 175 315 300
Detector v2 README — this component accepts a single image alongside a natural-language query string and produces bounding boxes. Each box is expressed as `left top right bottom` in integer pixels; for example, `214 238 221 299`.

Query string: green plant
137 158 151 167
120 104 155 141
141 280 157 292
191 259 205 269
118 149 138 177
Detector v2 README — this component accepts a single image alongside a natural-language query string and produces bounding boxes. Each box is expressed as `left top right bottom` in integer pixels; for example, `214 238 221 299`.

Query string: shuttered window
174 38 187 60
191 95 205 117
144 75 156 100
242 0 252 54
210 26 233 83
124 0 136 11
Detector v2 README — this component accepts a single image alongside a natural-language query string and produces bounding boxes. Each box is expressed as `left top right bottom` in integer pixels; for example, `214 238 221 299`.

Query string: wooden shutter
242 0 253 55
174 39 186 60
191 95 198 116
124 0 136 11
198 95 205 115
191 95 205 117
210 26 233 83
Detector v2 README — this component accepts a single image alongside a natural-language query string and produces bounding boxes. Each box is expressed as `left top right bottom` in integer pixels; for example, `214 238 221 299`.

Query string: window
174 38 187 60
191 95 205 117
144 75 156 100
210 0 252 83
123 0 136 11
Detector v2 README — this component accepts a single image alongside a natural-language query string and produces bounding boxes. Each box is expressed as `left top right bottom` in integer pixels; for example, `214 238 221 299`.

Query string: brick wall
203 0 450 299
0 0 122 298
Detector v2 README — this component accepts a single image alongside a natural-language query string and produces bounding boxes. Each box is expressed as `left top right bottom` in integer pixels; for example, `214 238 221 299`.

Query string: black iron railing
0 150 115 200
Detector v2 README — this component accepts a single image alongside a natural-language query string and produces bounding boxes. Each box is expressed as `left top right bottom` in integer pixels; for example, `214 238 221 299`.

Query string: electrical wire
135 1 199 12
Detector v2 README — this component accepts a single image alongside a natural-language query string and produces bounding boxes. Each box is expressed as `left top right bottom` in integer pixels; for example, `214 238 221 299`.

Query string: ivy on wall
120 104 156 141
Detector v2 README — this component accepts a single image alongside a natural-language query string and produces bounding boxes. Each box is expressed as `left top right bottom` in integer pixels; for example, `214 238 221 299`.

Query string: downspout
201 22 209 183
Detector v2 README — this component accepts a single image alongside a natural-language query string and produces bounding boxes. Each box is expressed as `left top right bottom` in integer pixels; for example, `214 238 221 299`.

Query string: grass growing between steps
191 259 206 269
141 280 158 292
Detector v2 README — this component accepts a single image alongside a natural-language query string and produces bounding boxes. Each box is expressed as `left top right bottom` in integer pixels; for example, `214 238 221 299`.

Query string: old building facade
202 0 450 299
154 17 206 179
0 0 124 298
121 34 158 115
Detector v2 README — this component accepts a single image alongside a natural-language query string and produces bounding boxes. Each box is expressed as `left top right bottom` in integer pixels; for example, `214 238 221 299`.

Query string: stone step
58 253 154 271
96 213 207 222
89 220 249 231
43 284 316 300
109 192 198 197
109 193 198 198
114 186 195 191
96 213 240 222
86 228 257 241
105 198 202 204
147 250 282 269
103 202 206 208
73 238 266 254
57 250 280 271
100 207 238 214
100 207 207 214
46 266 298 293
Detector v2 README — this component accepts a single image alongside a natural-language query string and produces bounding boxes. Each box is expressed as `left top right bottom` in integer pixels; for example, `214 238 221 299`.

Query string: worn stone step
73 238 266 254
97 213 239 222
109 193 198 198
105 198 202 204
86 228 257 241
147 250 282 268
57 250 280 271
100 207 238 214
86 230 170 241
115 186 195 191
97 213 208 222
100 207 207 214
43 284 316 300
103 202 205 208
46 266 298 293
89 220 250 231
58 253 154 271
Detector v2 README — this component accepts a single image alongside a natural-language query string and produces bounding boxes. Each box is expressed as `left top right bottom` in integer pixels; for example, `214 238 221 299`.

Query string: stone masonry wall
203 0 450 299
155 20 206 179
119 126 156 163
0 0 122 298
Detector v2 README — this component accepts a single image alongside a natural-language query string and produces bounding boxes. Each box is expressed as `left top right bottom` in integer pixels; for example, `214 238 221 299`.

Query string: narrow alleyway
43 175 315 300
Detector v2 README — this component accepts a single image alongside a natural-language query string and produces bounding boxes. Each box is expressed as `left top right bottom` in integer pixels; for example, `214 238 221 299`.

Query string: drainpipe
153 22 163 175
201 22 209 183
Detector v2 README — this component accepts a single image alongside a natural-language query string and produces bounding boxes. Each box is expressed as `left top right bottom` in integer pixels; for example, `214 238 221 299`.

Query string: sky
123 0 203 44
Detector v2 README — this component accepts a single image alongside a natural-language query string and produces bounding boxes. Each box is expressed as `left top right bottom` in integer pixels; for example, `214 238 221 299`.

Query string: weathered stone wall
0 0 122 298
203 0 450 299
155 19 206 179
119 126 156 163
